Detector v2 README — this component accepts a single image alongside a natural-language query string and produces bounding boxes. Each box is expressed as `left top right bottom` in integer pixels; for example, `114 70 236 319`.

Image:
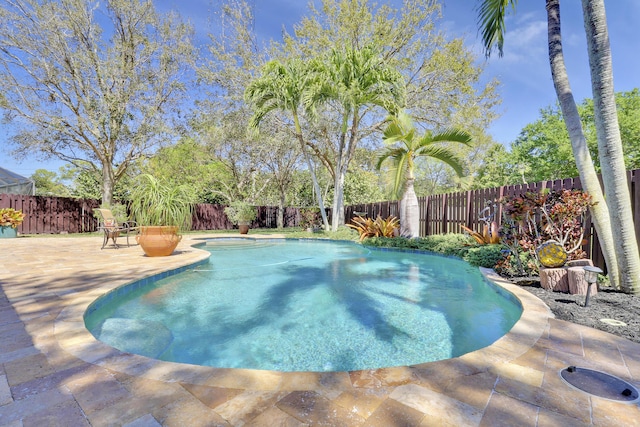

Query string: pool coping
55 236 553 392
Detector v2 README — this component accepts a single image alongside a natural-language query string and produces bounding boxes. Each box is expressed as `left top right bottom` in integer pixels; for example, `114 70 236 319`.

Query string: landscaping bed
519 279 640 344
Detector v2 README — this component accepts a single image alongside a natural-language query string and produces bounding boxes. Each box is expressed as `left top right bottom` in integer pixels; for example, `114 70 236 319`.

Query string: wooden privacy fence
5 169 640 272
0 194 100 234
345 170 640 272
190 204 302 230
0 194 305 234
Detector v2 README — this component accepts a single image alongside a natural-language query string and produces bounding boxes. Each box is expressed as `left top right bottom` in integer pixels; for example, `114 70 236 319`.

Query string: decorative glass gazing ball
537 240 568 268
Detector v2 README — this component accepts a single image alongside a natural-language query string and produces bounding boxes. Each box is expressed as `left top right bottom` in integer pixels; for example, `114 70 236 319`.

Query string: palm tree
305 45 405 231
580 0 640 294
476 0 640 293
377 112 471 238
245 58 330 230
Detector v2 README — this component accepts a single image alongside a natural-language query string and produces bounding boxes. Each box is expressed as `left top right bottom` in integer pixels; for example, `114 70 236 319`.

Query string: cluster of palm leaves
376 111 472 238
347 215 400 241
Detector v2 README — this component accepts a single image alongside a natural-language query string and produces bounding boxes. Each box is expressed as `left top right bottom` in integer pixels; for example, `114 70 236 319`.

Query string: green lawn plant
129 174 196 232
224 201 257 225
346 215 399 241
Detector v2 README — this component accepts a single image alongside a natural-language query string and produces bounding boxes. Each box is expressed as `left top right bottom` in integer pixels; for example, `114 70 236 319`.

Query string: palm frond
376 146 408 199
476 0 518 57
424 128 473 146
415 145 467 177
382 111 415 145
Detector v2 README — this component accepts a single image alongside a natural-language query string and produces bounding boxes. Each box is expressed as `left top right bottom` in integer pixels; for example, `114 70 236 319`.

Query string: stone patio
0 234 639 426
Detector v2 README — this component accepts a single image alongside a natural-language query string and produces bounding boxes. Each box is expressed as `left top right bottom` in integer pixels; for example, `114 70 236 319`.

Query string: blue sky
3 0 639 177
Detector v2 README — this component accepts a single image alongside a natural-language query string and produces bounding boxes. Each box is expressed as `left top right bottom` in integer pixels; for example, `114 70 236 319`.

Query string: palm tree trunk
546 0 620 289
302 147 329 230
332 170 346 232
293 114 329 230
581 0 640 294
401 178 420 238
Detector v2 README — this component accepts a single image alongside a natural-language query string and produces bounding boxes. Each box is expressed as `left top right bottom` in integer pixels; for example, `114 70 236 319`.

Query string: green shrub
299 208 320 229
363 234 510 269
495 251 538 277
364 234 469 257
464 245 505 268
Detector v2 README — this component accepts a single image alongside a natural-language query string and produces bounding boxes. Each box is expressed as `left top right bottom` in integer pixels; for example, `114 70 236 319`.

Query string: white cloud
501 19 547 64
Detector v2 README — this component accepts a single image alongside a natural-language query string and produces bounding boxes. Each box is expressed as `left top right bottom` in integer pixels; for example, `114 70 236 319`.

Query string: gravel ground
515 278 640 344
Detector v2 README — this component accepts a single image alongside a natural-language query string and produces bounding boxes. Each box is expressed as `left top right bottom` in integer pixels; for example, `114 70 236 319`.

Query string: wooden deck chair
95 208 139 249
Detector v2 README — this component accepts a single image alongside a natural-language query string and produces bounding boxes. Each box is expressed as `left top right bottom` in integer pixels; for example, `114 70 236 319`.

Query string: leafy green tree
198 2 305 223
259 129 302 228
304 45 405 231
245 58 330 229
376 111 471 238
0 0 195 205
343 170 386 206
583 89 640 171
474 143 527 188
479 90 640 187
615 89 640 169
63 165 133 201
141 139 227 205
286 0 499 131
281 0 498 229
31 169 71 197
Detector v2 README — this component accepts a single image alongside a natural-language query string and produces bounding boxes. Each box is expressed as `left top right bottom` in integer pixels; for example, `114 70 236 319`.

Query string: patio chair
95 208 139 249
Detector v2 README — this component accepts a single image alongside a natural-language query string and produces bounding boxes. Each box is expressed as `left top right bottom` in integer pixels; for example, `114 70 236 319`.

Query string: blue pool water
85 239 522 372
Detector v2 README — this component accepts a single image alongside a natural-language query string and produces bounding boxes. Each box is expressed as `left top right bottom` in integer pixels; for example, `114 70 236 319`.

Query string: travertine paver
122 414 163 427
479 391 540 426
0 234 639 426
390 383 483 425
0 374 12 406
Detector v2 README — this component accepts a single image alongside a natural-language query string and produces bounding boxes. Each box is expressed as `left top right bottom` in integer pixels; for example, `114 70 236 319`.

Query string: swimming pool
85 239 522 372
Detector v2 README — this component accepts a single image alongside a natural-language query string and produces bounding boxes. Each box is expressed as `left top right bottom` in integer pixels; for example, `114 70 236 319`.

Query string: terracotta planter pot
136 226 181 257
238 223 250 235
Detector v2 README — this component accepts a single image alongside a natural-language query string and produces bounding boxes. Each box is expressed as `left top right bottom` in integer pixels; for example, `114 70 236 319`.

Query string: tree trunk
401 178 420 238
331 168 346 231
303 151 329 230
293 114 329 230
277 190 285 229
101 164 114 206
546 0 620 289
581 0 640 294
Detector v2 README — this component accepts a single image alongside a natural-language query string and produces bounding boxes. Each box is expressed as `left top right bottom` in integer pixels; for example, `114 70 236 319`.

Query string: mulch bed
514 278 640 344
